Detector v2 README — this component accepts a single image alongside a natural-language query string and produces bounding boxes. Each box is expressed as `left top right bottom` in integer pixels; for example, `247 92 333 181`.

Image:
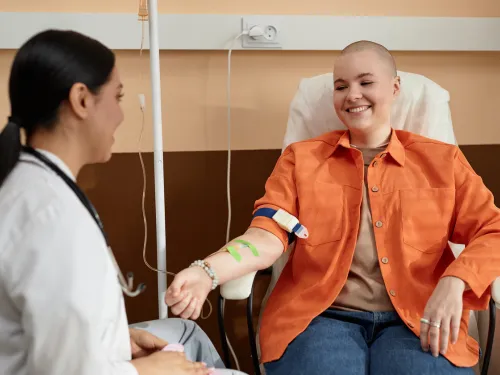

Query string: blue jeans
264 309 475 375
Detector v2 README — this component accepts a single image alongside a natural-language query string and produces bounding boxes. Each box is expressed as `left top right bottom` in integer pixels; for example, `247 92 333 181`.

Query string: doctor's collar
20 148 77 182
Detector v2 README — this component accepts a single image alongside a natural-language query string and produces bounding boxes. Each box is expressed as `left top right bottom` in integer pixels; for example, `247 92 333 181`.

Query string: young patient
164 41 500 375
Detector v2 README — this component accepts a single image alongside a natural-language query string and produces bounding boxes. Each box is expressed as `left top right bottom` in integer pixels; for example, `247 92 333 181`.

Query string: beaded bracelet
190 260 219 290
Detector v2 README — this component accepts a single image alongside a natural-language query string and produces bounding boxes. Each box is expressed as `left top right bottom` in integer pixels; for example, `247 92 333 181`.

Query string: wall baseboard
1 13 499 51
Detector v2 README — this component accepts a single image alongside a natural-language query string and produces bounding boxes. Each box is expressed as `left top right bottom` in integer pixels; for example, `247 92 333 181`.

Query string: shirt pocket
299 182 344 246
400 188 455 253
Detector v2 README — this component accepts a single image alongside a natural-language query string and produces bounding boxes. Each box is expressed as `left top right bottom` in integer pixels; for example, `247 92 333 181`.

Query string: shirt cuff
249 216 289 251
441 263 490 310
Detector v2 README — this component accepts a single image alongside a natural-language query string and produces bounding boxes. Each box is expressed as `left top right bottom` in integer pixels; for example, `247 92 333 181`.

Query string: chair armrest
491 277 500 309
220 272 258 300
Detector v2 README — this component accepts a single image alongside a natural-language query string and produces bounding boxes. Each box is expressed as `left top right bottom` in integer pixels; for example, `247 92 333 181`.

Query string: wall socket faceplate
241 16 282 49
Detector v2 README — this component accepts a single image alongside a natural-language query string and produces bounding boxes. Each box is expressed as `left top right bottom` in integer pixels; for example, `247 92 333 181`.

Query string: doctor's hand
131 351 214 375
420 276 466 358
165 266 213 320
129 328 169 359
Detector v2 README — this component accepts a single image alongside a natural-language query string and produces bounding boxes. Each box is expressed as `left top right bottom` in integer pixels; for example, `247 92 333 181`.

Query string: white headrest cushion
283 71 457 150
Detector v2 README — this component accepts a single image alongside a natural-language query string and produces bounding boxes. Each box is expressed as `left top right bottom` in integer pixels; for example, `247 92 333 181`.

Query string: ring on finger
420 318 430 325
430 321 441 328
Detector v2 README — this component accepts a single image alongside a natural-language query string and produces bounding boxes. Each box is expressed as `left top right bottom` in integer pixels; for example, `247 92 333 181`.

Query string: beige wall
2 0 499 16
1 49 499 151
0 2 499 152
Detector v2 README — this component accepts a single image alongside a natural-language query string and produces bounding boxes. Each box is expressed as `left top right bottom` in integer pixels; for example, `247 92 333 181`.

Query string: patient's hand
419 276 466 358
165 267 213 320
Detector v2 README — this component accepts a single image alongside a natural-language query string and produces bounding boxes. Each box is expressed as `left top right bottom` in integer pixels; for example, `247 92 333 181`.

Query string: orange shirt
249 129 500 368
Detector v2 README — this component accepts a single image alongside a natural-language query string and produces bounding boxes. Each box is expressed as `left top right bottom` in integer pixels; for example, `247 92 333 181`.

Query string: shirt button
375 221 383 228
371 186 379 192
381 257 389 264
390 290 396 297
380 153 387 159
408 321 414 328
372 161 378 167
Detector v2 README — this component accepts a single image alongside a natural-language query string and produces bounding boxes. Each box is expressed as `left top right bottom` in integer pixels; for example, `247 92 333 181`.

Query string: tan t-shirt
332 146 395 312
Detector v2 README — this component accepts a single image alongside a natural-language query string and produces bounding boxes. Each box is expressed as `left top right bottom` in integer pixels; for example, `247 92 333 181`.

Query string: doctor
0 30 211 375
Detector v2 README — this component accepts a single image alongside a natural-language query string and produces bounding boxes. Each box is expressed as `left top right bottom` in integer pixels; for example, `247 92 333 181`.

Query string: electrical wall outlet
241 16 282 49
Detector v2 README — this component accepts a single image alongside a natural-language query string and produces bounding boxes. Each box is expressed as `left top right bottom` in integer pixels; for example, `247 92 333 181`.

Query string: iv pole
140 0 167 319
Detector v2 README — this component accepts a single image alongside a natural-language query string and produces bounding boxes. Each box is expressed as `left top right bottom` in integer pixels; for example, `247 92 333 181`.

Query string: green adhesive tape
226 246 242 262
234 239 260 257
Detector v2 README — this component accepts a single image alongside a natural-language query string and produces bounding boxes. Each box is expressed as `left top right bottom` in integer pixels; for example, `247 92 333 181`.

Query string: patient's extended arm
165 227 284 320
206 227 284 284
166 148 297 320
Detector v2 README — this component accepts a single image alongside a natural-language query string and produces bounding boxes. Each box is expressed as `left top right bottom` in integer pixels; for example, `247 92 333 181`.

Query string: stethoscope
22 146 146 298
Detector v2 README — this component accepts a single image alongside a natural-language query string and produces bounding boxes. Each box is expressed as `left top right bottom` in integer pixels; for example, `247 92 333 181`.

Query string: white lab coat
0 150 138 375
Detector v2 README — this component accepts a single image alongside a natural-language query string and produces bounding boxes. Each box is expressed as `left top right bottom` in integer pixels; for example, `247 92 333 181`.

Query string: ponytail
0 119 22 187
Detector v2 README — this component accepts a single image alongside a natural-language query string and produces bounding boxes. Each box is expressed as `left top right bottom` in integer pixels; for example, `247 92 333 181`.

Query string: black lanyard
22 146 109 244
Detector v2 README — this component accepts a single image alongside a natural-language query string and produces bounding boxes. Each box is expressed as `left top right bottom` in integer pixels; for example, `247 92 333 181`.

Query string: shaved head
340 40 397 76
332 40 401 137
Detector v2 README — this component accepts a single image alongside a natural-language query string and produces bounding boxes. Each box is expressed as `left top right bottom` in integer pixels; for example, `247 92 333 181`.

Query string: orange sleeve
248 147 298 250
442 147 500 310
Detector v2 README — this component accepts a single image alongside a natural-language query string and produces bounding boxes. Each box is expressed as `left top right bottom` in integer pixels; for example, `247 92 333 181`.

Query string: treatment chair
217 71 500 375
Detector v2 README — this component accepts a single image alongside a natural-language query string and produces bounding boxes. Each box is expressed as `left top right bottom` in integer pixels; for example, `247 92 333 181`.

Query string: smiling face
333 49 400 134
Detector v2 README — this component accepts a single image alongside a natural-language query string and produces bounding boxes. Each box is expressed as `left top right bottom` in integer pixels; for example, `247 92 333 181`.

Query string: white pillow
282 71 457 150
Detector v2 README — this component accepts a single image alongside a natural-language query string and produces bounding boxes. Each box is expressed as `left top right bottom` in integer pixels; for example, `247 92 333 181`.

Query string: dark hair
0 29 115 187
